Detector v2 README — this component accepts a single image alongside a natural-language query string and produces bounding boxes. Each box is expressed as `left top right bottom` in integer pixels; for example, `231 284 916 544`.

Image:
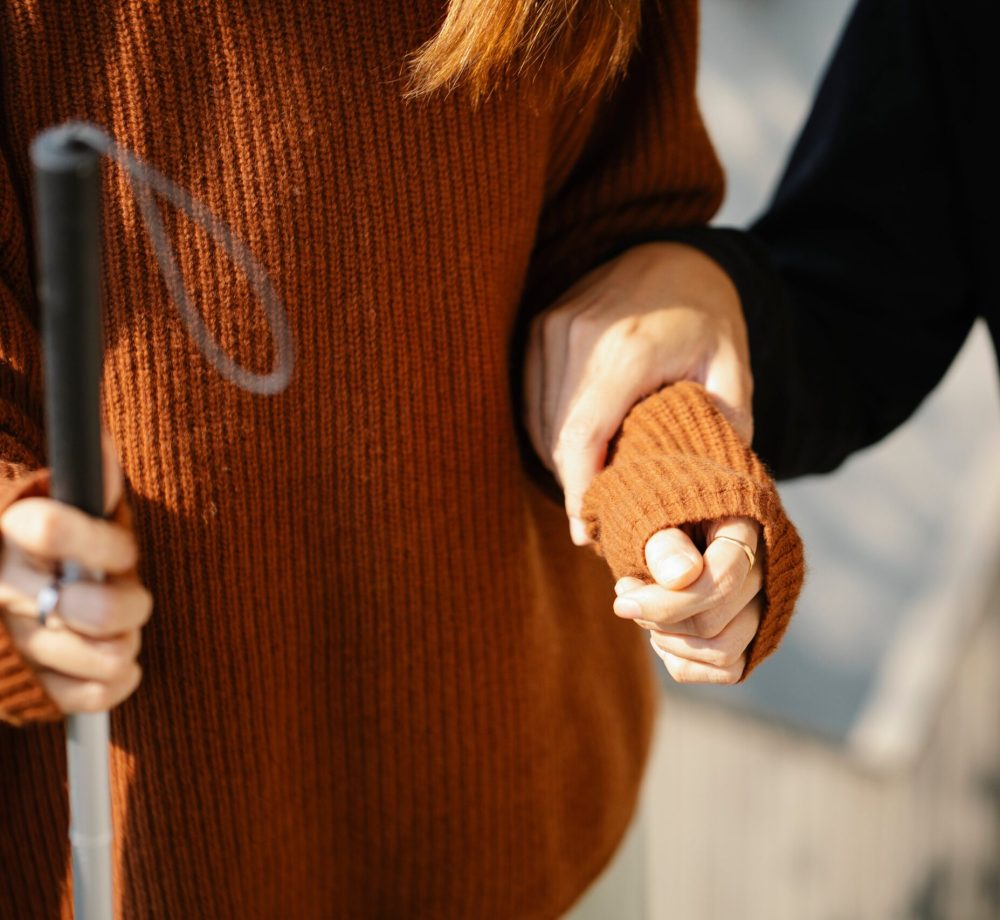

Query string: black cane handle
31 126 105 519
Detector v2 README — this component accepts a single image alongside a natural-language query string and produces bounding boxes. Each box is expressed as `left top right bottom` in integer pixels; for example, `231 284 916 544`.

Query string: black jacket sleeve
677 0 979 480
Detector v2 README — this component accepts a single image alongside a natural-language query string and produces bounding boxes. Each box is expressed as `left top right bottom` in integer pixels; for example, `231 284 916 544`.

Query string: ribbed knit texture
582 381 804 675
0 2 798 917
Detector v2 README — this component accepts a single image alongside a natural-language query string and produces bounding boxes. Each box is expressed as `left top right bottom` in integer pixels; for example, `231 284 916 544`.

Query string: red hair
409 0 644 102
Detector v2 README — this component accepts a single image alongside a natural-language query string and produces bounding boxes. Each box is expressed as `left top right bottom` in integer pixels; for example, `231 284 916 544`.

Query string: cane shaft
67 713 114 917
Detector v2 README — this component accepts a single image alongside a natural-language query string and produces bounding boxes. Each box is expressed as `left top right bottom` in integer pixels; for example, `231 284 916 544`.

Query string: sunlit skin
0 433 151 712
524 241 760 683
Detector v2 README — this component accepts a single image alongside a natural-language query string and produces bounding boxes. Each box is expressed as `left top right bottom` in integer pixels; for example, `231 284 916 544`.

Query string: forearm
668 0 978 479
658 225 878 479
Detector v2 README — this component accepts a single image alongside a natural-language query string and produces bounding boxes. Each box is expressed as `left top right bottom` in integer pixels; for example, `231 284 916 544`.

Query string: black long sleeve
681 0 990 480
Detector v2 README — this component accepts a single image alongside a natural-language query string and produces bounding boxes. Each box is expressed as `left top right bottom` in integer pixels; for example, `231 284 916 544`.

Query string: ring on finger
36 576 68 629
712 534 756 570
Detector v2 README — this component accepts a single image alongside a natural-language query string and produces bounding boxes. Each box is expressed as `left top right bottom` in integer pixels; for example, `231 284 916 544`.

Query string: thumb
644 527 704 589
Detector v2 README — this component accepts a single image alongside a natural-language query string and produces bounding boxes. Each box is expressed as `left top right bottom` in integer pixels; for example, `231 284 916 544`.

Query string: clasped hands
523 242 760 684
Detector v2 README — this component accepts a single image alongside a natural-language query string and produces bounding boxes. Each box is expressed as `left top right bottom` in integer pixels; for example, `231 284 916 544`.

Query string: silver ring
713 535 756 570
36 578 64 628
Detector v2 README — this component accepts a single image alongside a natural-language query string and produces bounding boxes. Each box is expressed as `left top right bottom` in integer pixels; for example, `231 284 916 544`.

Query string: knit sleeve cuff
581 381 805 677
0 468 63 726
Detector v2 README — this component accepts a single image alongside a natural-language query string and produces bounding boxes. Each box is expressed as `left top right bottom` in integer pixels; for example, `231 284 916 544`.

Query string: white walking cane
31 130 113 918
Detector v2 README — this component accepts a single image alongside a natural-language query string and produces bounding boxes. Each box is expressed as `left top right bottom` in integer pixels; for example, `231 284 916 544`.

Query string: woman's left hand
613 517 763 684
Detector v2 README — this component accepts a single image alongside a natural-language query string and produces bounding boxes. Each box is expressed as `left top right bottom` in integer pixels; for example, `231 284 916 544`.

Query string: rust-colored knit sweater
0 2 802 917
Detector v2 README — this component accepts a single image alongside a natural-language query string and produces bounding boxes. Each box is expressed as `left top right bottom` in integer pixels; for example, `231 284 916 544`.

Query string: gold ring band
713 534 756 570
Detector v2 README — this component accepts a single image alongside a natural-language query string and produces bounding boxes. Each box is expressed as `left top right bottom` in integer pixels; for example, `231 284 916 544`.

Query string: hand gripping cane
31 128 113 920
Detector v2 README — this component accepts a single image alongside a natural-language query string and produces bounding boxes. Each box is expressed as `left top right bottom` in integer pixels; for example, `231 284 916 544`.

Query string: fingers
532 296 589 472
613 551 761 634
522 315 547 468
17 627 141 682
1 497 138 574
0 573 151 714
644 528 703 588
649 595 761 671
552 411 610 546
615 519 765 685
649 638 746 685
37 664 143 713
0 432 146 715
705 516 760 559
529 291 659 546
549 334 651 545
524 308 607 545
0 564 150 714
0 565 152 635
614 518 762 636
520 241 756 553
49 578 153 638
615 576 645 595
543 306 612 545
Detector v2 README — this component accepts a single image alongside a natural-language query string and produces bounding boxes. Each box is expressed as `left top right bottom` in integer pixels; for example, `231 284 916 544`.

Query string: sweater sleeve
582 381 804 677
1 143 63 726
519 0 724 312
693 0 975 480
587 0 979 483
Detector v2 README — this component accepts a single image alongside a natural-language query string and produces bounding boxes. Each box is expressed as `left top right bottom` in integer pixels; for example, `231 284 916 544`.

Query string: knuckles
1 498 138 569
91 634 141 683
687 610 729 640
73 588 122 633
68 583 152 634
651 630 746 674
565 310 604 350
78 681 118 713
703 642 744 669
75 665 142 712
27 503 69 554
666 658 741 686
706 563 744 605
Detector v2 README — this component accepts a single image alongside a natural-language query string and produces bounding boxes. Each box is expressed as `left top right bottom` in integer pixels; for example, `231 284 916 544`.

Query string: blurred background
642 1 1000 918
